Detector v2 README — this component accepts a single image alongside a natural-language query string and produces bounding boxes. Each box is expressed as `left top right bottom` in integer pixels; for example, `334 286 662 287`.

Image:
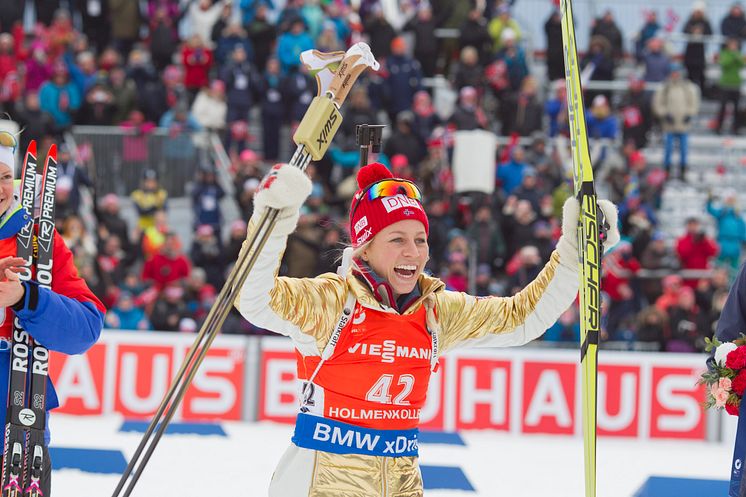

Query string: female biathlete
237 161 619 496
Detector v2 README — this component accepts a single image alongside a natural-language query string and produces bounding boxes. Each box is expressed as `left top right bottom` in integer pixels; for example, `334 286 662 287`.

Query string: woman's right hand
252 163 313 234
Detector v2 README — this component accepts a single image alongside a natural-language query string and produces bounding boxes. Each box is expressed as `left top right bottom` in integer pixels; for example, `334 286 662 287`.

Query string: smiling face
361 220 428 299
0 162 13 216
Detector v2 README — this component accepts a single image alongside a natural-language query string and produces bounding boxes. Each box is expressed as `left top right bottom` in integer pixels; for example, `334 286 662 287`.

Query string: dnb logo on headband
382 194 421 214
354 215 368 235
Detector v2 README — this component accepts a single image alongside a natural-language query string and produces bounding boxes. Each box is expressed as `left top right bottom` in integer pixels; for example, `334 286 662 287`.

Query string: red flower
726 346 746 370
733 370 746 396
727 401 741 416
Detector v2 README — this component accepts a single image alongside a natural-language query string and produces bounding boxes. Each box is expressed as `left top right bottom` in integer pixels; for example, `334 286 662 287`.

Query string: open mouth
394 265 418 279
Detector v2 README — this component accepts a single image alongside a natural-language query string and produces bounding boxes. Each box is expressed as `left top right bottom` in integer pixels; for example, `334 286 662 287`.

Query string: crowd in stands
3 0 746 353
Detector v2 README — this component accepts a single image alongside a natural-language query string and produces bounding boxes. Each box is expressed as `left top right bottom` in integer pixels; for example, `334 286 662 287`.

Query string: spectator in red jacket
182 34 213 103
602 241 642 338
142 232 191 290
675 216 719 287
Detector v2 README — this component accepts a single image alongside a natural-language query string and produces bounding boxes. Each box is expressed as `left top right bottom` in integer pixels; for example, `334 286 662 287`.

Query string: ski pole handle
293 43 379 161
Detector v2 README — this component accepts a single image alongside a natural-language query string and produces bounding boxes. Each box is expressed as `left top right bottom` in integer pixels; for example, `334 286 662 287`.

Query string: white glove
556 197 620 268
252 163 312 235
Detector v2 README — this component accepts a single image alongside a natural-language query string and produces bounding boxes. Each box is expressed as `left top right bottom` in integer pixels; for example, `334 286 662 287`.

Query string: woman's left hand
0 257 26 308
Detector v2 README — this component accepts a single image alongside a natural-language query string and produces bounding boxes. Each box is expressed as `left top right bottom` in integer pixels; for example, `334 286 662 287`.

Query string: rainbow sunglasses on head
351 179 423 218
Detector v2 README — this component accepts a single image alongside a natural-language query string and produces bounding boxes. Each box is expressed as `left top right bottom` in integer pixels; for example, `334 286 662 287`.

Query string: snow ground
48 414 732 497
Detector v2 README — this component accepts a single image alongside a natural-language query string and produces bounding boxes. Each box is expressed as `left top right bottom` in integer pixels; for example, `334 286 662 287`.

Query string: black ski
2 141 38 497
23 143 56 497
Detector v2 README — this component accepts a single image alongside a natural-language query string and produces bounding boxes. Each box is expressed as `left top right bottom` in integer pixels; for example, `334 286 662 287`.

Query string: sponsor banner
49 331 247 421
258 338 707 440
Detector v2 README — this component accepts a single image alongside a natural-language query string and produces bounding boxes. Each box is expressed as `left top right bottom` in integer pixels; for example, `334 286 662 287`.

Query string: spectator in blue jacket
707 190 746 270
384 36 423 123
276 18 314 74
643 37 671 84
497 146 528 195
38 62 81 130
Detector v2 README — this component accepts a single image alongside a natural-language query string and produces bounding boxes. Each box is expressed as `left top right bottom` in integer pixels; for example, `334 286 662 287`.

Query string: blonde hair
0 131 16 149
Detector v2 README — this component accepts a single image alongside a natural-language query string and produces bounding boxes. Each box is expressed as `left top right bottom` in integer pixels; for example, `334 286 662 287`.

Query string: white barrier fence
49 330 721 442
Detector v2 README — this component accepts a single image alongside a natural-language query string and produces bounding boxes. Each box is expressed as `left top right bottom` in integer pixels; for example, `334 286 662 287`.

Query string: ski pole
112 43 379 497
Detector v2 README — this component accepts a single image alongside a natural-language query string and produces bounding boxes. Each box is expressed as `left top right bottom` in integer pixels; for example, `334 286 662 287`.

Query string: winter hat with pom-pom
349 162 428 248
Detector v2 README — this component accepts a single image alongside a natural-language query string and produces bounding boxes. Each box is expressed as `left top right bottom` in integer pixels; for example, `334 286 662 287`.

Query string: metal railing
70 126 212 197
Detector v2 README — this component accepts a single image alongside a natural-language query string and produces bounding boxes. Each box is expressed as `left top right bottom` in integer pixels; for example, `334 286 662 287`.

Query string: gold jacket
236 216 580 497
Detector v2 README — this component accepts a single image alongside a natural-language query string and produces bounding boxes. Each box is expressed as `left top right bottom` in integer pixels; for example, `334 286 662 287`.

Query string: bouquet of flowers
699 335 746 416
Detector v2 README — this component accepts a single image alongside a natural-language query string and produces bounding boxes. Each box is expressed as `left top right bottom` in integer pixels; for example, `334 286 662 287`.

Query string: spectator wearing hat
182 34 214 103
95 193 136 263
683 2 713 95
191 79 228 133
403 4 440 77
384 111 426 167
721 2 746 41
223 219 248 263
338 87 378 151
106 291 150 331
259 57 284 161
384 36 423 123
497 145 528 195
316 19 344 53
449 86 488 131
707 190 746 269
138 63 186 124
634 10 660 63
191 167 225 234
191 224 226 289
78 82 117 126
666 286 709 352
489 4 522 54
246 4 277 72
502 75 543 137
363 4 396 60
545 81 569 138
184 266 217 322
652 63 700 180
642 37 671 84
108 67 138 124
586 94 618 141
277 18 314 74
147 3 183 71
581 35 615 104
15 92 54 154
39 61 81 131
676 217 719 287
602 241 642 337
281 61 315 131
716 36 744 134
142 232 191 291
459 7 493 66
410 90 441 147
502 198 540 259
131 169 168 231
619 76 652 149
214 20 254 70
466 205 506 273
25 48 53 95
497 28 529 93
150 281 190 332
220 45 260 131
56 144 93 217
592 10 624 62
510 166 548 216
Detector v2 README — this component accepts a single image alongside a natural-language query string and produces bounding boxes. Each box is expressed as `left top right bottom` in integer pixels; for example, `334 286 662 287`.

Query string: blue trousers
664 132 688 173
